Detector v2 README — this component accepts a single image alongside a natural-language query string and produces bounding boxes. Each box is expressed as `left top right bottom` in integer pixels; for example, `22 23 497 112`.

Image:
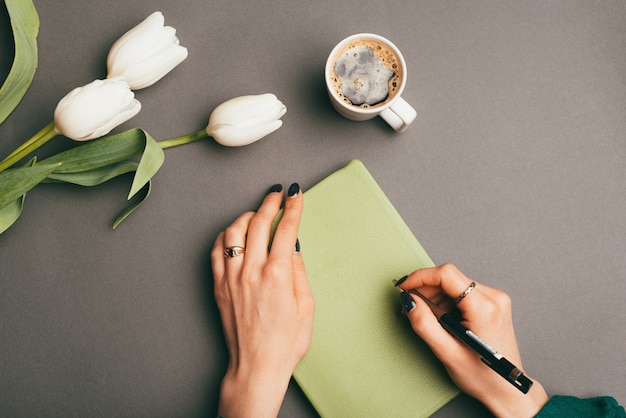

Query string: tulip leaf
0 0 39 125
37 128 146 173
45 160 139 186
127 131 164 199
37 127 164 199
113 181 151 229
35 128 164 229
0 194 25 234
0 157 39 234
0 162 60 209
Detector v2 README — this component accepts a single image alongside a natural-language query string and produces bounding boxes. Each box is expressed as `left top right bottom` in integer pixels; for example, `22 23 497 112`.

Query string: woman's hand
211 183 315 418
396 263 548 417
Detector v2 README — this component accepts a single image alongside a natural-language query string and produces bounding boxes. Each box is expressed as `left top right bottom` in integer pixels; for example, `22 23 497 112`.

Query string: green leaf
113 181 151 229
34 128 164 229
43 159 151 230
0 0 39 125
127 131 164 199
37 128 165 199
0 162 60 209
0 157 50 234
44 160 139 186
0 194 25 234
37 128 164 229
37 128 146 173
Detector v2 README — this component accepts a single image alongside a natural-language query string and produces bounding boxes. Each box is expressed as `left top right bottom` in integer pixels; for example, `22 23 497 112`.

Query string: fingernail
394 275 408 287
288 183 300 197
294 238 301 253
268 184 283 194
400 291 416 313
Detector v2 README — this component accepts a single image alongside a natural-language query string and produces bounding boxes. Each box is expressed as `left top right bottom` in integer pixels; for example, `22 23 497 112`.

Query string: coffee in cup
329 38 402 109
325 34 416 133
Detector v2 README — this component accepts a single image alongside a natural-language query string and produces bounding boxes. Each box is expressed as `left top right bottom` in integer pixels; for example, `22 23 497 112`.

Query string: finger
291 251 311 299
398 263 475 302
211 231 226 283
292 251 315 339
210 231 237 352
223 211 255 277
401 291 467 362
270 183 303 260
244 184 284 262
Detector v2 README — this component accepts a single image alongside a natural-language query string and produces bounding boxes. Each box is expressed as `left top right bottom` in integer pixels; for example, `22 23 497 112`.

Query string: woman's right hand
396 263 549 417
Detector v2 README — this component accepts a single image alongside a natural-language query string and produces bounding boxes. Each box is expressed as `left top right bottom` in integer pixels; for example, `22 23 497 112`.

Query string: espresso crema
329 38 402 109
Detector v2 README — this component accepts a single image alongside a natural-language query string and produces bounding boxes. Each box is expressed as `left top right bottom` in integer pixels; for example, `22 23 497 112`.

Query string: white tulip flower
106 11 188 90
206 94 287 147
53 77 141 141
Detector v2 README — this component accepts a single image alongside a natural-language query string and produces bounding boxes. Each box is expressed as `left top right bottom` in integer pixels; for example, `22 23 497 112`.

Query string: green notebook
294 160 459 417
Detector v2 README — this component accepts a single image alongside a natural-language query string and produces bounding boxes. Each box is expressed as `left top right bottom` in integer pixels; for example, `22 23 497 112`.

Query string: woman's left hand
211 183 315 418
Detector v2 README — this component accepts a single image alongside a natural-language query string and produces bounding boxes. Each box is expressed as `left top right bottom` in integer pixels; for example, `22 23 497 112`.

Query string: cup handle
380 97 417 133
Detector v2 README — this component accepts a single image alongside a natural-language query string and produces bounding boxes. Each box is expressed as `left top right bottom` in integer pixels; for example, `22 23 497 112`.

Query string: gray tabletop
1 1 625 416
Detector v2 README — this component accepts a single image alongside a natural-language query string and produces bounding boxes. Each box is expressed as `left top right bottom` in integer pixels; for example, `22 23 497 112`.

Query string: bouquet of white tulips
0 3 286 234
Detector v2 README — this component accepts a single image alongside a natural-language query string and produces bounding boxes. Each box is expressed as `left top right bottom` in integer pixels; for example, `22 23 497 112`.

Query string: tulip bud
206 94 287 147
54 77 141 141
106 11 188 90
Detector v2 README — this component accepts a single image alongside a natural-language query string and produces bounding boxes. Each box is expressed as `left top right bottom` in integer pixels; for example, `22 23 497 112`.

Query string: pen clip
480 357 533 394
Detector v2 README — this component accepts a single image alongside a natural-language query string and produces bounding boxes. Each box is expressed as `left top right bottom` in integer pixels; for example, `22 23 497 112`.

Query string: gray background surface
1 1 624 416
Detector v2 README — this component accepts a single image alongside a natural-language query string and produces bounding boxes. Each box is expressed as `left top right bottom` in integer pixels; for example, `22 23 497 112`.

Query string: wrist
483 380 549 418
218 365 293 418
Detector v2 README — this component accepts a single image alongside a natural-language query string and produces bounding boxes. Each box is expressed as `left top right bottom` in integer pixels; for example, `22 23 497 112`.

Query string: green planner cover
294 159 459 417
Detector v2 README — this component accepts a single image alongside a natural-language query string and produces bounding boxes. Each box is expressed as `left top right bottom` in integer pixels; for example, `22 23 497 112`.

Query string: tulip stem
158 129 209 150
0 121 58 174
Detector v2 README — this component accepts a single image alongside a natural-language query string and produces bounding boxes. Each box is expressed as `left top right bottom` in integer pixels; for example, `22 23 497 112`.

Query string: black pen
401 288 533 394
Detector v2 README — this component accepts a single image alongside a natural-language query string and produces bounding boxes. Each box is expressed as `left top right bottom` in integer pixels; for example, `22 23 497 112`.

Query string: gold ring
224 246 245 258
455 281 476 304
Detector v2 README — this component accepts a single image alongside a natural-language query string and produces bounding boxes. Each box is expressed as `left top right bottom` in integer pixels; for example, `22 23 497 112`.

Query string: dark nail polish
400 291 416 313
268 184 282 194
394 275 408 287
288 183 300 197
294 238 301 253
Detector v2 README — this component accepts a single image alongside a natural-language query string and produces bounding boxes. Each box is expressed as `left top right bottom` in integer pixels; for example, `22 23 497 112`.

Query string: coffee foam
329 38 402 109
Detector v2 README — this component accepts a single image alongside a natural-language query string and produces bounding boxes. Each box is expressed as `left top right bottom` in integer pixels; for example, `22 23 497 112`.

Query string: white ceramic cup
325 33 416 133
